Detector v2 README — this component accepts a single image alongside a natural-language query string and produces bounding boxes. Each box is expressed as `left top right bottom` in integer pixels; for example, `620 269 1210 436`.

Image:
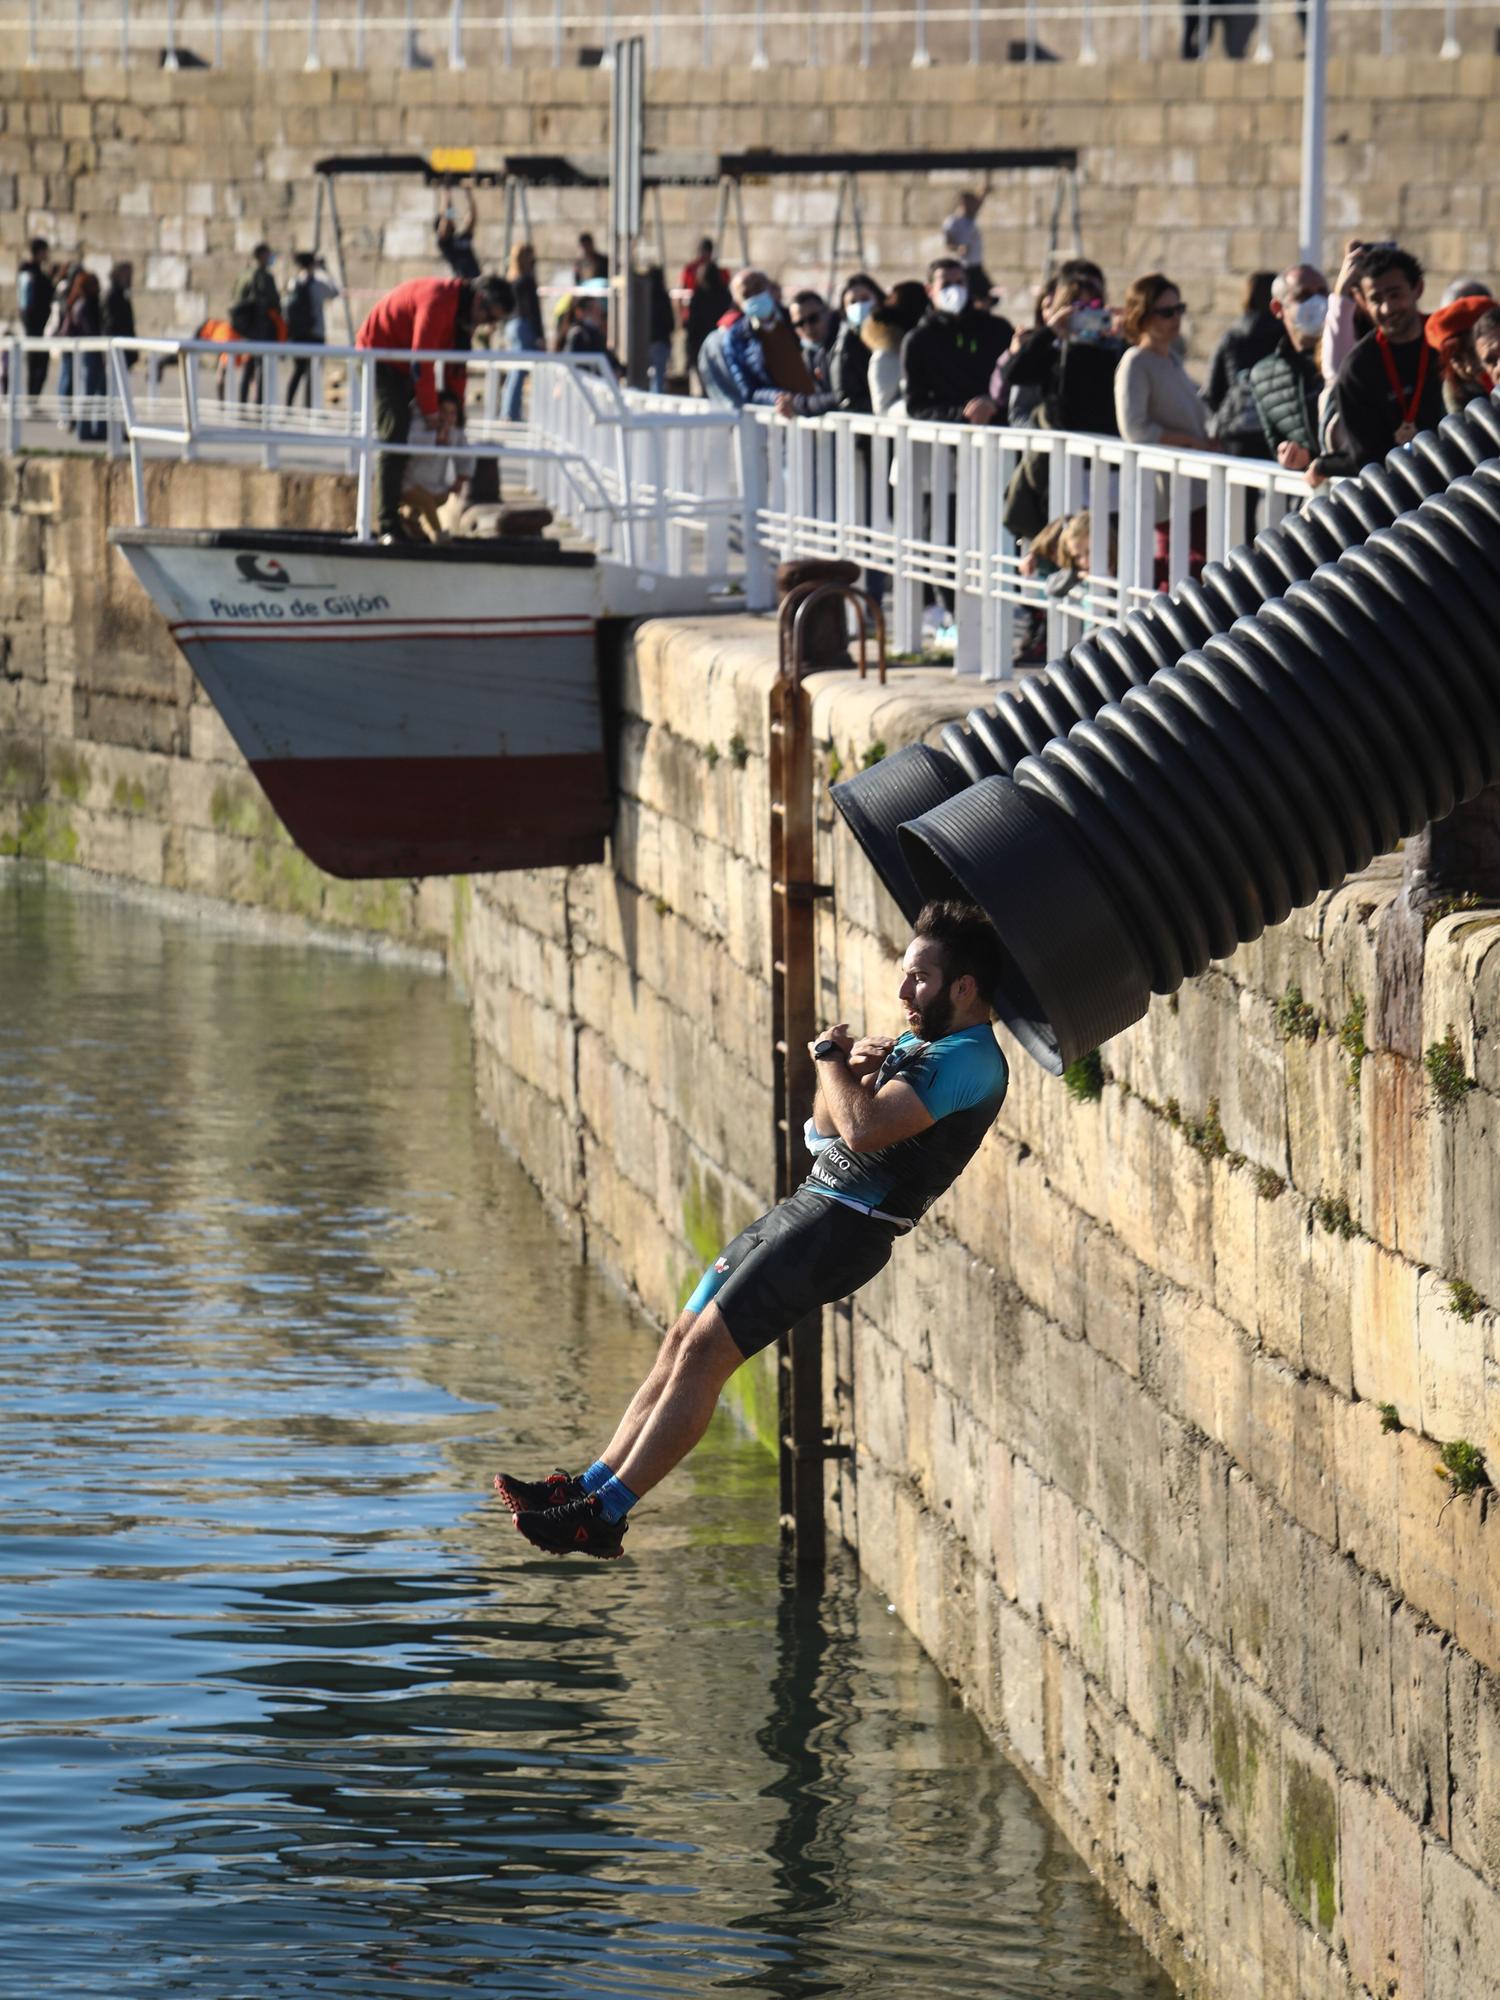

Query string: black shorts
684 1188 898 1360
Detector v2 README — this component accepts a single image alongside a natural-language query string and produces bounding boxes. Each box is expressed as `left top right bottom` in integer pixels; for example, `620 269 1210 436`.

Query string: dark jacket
1248 335 1321 456
1316 322 1445 477
102 283 135 343
513 272 542 339
901 306 1014 423
828 318 872 412
1206 308 1281 412
1003 323 1123 434
230 262 281 342
17 256 54 336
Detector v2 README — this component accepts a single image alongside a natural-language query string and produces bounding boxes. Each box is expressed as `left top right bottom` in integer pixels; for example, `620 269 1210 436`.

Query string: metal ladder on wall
769 582 886 1566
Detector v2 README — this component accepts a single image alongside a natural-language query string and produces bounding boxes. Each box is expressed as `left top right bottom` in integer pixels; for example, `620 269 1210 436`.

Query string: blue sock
580 1459 611 1496
594 1473 640 1524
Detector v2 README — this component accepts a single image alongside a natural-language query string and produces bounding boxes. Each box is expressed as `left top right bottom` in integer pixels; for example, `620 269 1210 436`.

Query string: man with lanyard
495 901 1010 1559
1311 245 1443 482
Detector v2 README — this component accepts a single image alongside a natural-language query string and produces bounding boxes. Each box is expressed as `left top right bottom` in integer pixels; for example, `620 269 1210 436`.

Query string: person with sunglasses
1114 273 1209 452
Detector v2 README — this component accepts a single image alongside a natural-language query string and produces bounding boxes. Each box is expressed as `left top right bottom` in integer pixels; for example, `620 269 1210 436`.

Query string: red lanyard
1376 329 1430 427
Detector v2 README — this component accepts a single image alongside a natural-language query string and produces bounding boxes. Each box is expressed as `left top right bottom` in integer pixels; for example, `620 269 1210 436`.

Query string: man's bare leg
609 1304 745 1499
594 1305 699 1472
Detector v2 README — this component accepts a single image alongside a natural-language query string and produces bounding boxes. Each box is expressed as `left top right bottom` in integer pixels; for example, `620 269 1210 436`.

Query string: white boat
113 525 649 878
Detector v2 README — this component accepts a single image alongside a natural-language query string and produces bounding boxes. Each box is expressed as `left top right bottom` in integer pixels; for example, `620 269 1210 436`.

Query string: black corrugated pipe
831 396 1500 920
891 462 1500 1073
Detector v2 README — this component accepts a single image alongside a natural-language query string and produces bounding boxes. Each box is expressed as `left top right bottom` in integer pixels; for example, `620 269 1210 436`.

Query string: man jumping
495 901 1009 1560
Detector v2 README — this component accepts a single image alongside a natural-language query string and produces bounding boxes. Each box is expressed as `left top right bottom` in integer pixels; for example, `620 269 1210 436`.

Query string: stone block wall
9 452 1500 1997
810 680 1500 1998
4 58 1500 353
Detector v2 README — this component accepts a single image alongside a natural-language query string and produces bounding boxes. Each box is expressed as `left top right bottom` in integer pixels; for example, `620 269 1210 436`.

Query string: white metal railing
74 334 743 581
8 332 1317 681
7 0 1498 67
742 404 1309 676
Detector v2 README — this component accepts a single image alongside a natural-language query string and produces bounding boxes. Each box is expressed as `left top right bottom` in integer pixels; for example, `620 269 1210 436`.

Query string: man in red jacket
356 273 511 539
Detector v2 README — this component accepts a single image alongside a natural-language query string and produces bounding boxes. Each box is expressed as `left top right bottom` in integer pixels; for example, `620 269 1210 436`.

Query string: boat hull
110 529 613 878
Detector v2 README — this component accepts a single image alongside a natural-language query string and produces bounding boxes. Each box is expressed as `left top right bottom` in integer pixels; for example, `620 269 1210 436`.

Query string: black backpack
285 280 317 344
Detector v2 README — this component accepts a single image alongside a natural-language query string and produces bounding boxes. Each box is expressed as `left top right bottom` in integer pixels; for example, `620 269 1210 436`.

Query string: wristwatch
812 1038 844 1061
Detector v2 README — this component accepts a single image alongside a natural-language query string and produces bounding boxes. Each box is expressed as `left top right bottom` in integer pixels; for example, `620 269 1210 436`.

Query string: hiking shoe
493 1467 584 1516
514 1494 627 1561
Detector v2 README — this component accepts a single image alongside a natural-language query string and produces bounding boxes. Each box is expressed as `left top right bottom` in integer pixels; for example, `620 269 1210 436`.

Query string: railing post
912 0 931 64
26 0 39 65
306 0 322 68
7 338 23 456
355 354 376 540
355 0 366 64
859 0 872 64
73 0 83 67
701 0 713 64
1440 0 1460 56
211 0 222 64
753 0 769 66
405 0 418 66
120 0 130 64
449 0 465 67
1079 0 1097 60
552 0 562 65
739 412 774 610
163 0 179 65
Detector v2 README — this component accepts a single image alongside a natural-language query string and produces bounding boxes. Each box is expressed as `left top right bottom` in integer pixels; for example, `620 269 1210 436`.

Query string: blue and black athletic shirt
802 1023 1008 1231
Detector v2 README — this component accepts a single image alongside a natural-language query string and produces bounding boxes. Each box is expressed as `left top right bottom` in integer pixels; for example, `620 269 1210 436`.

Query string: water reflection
1 867 1174 1999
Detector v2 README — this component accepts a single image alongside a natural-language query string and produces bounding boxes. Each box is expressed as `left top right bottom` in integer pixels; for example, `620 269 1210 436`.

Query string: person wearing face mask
1247 264 1330 471
900 257 1014 425
697 268 816 413
828 273 886 413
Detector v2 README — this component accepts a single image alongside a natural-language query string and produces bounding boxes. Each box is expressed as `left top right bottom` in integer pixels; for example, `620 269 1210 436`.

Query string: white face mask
935 283 968 317
845 298 874 328
743 291 777 325
1292 293 1329 335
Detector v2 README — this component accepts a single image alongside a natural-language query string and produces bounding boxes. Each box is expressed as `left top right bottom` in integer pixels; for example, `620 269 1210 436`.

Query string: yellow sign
430 148 476 176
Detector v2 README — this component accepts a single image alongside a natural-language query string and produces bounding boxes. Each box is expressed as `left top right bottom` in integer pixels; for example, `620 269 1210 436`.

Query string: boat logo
235 555 298 590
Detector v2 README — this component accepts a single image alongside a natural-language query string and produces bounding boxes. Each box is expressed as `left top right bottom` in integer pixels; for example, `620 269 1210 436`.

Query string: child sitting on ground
399 387 474 542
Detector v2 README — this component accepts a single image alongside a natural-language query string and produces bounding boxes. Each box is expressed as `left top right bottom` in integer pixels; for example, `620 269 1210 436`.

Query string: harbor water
1 868 1175 2000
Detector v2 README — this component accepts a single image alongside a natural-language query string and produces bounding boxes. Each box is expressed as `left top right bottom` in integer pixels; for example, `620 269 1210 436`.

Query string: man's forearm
816 1054 870 1146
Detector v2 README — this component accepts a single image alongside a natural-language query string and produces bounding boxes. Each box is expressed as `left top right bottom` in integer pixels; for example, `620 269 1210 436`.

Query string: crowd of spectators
13 185 1500 595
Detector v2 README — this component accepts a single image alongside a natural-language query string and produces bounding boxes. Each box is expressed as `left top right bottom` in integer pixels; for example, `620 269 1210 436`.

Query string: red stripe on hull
249 752 611 879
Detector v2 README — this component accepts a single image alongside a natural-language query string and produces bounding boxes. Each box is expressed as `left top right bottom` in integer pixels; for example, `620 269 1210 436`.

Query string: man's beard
916 982 956 1041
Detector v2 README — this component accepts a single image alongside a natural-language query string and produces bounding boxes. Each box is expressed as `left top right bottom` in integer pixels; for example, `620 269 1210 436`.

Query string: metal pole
552 0 562 64
1138 0 1150 59
1078 0 1096 59
859 0 871 64
306 0 321 67
26 0 38 64
355 0 366 65
1379 0 1392 55
449 0 464 65
120 0 129 65
912 0 930 63
259 0 270 67
211 0 221 64
650 0 662 64
753 0 768 65
164 0 179 67
1253 0 1272 60
1297 0 1327 267
701 0 712 63
74 0 83 67
1439 0 1459 55
501 0 512 63
405 0 418 66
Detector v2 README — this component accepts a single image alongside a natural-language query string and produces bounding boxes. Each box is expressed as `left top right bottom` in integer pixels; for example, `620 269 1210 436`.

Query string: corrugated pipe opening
831 397 1500 927
895 462 1500 1072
